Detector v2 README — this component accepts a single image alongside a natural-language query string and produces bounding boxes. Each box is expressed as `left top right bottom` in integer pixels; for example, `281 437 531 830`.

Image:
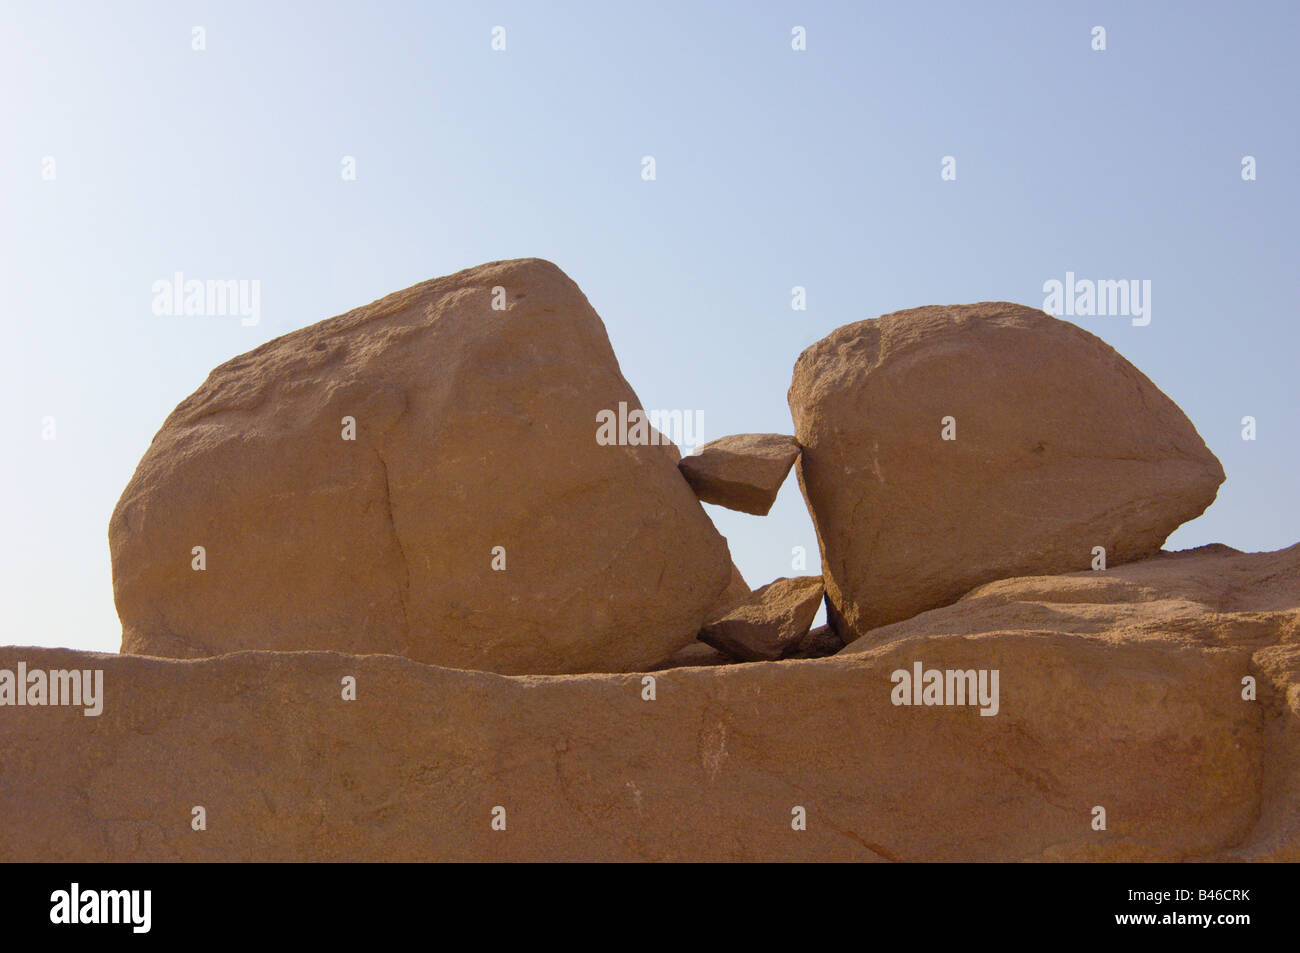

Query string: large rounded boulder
111 258 731 674
788 302 1225 640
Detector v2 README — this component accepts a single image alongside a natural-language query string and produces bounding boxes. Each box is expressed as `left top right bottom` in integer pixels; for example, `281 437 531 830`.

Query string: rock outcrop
109 259 731 675
789 302 1225 641
31 273 1285 865
838 542 1300 860
698 575 824 661
841 543 1300 657
3 542 1294 861
678 433 800 516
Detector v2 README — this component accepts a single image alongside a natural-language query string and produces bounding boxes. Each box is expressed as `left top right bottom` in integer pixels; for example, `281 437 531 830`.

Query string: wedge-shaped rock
789 303 1225 641
699 575 824 661
109 259 731 675
679 433 800 515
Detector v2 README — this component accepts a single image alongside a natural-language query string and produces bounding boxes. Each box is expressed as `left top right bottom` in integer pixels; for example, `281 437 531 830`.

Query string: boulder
109 259 731 675
678 433 800 515
789 303 1225 641
4 539 1296 860
699 575 824 661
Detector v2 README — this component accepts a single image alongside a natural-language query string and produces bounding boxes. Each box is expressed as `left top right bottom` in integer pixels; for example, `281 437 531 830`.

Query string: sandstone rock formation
2 541 1294 861
841 542 1300 657
37 271 1291 865
650 641 734 670
784 623 845 660
699 575 824 661
704 561 752 619
838 542 1300 861
678 433 800 516
109 259 731 675
789 302 1225 641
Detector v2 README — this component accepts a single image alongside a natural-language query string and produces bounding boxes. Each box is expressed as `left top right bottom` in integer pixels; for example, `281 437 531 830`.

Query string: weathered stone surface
789 303 1225 641
109 259 731 675
678 434 800 516
0 568 1285 861
839 542 1300 860
699 576 824 661
784 623 845 660
650 641 734 670
703 561 751 619
842 543 1300 656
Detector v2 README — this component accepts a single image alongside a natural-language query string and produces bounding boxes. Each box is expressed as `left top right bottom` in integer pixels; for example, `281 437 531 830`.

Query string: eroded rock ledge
3 542 1295 862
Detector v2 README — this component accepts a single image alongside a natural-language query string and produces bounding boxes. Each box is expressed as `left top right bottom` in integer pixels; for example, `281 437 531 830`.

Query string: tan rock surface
839 542 1300 861
650 641 734 670
784 623 845 660
109 259 730 675
699 576 825 661
702 561 751 619
842 543 1300 655
678 433 800 516
789 303 1225 641
0 594 1282 861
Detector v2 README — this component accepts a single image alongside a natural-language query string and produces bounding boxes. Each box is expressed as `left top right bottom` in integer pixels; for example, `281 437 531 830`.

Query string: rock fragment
699 575 825 661
678 433 800 516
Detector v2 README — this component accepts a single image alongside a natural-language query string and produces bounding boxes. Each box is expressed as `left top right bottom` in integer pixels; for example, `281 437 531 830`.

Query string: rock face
841 543 1300 657
109 259 731 675
704 561 751 618
2 543 1295 861
699 576 825 661
678 434 800 516
789 303 1225 640
838 542 1300 861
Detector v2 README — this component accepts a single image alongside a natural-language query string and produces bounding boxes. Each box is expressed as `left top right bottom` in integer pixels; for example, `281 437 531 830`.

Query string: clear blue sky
3 1 1296 652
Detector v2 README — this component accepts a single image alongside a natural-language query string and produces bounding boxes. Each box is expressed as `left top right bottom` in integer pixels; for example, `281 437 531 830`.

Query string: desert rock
699 575 824 661
789 302 1225 641
702 561 751 619
678 433 800 516
650 641 735 670
3 535 1295 864
838 542 1300 860
842 543 1300 657
784 623 845 660
109 259 731 675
